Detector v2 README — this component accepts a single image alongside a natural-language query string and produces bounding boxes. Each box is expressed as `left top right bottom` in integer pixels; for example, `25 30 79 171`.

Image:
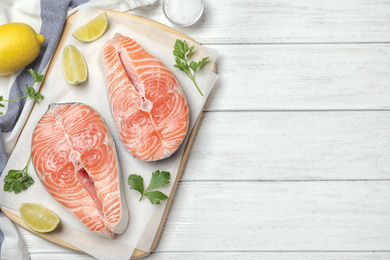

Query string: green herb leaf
25 85 44 104
145 170 171 192
173 39 209 96
145 191 169 205
0 96 3 115
186 46 195 59
174 39 187 56
28 68 44 82
128 170 170 204
173 50 183 59
3 156 35 194
198 57 209 69
128 174 144 194
174 57 184 71
189 61 198 72
0 69 44 113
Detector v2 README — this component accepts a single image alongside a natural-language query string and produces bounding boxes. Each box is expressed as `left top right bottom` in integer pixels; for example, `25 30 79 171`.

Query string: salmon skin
103 33 189 161
31 103 129 238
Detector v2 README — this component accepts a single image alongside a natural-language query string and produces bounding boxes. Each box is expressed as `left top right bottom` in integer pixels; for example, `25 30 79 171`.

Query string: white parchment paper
0 6 218 260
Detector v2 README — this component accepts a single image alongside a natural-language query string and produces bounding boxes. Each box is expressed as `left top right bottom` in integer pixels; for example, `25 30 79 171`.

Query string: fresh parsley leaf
189 61 198 71
145 191 168 205
3 155 35 194
198 57 209 69
146 170 171 191
173 39 209 96
25 84 44 104
187 46 195 59
28 68 44 82
127 174 144 194
0 69 44 115
0 96 3 115
128 170 171 205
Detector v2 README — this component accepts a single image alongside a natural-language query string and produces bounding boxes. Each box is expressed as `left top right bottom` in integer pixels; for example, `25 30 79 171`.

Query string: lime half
72 12 108 42
62 45 88 85
19 203 60 233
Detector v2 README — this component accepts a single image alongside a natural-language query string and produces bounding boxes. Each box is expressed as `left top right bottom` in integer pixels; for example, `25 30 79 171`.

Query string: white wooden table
20 0 390 259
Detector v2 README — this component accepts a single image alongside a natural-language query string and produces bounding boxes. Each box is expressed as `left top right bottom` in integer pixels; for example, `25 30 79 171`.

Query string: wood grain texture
124 252 390 260
28 252 390 260
205 44 390 111
156 181 390 252
9 0 390 259
21 182 390 253
183 111 390 181
131 0 390 44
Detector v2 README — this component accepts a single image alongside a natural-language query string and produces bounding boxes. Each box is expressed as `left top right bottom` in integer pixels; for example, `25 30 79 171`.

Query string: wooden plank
204 44 390 111
30 254 94 260
155 181 390 251
182 111 390 181
139 252 390 260
21 181 390 255
28 251 390 260
17 227 81 254
131 0 390 44
9 2 390 260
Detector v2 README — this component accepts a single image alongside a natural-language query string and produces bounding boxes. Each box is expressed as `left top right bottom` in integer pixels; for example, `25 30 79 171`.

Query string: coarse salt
163 0 204 26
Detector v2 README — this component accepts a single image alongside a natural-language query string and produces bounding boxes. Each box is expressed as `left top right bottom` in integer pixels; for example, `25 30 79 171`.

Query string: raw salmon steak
31 103 129 238
103 33 189 161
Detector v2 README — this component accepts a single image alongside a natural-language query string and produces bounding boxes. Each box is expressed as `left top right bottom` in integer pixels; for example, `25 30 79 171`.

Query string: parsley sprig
173 39 209 96
3 154 35 194
0 69 44 115
128 170 171 205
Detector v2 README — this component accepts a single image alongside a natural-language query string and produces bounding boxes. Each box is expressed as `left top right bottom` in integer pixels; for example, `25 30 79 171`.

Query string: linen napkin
0 0 157 259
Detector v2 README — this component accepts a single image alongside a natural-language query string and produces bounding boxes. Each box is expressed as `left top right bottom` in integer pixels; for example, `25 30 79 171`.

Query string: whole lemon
0 23 45 76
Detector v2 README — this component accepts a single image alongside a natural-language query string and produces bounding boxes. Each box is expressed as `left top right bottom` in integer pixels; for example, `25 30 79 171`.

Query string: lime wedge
62 45 88 85
19 203 60 233
72 12 108 42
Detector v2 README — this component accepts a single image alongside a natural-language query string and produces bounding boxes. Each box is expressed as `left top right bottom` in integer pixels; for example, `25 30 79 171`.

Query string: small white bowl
163 0 204 27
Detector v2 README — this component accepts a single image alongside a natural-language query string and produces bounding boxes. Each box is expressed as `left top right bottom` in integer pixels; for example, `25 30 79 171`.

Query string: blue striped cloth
0 0 156 258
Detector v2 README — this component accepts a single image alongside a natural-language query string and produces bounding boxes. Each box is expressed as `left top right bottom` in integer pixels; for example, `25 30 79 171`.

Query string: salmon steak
31 103 129 238
103 33 189 161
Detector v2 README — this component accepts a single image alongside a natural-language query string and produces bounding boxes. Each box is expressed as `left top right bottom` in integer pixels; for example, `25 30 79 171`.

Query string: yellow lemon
0 22 45 76
19 203 60 233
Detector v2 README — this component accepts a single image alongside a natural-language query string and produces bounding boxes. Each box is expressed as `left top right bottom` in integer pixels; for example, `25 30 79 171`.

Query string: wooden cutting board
1 9 212 259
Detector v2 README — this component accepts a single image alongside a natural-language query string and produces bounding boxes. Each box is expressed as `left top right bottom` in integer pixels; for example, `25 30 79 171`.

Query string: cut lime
72 12 108 42
62 45 88 85
19 203 60 233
